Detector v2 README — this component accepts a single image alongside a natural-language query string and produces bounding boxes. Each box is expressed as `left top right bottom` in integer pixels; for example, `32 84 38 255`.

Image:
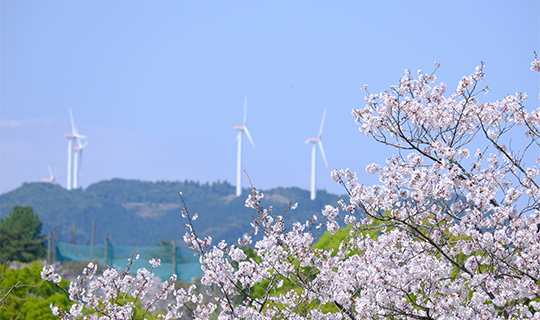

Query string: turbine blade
318 107 327 139
318 140 329 171
244 126 256 149
80 139 90 149
48 165 53 178
243 93 248 126
69 107 77 135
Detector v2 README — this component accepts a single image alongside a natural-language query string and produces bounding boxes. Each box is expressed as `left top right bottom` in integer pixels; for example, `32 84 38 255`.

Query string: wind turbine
304 107 330 200
43 165 57 183
234 93 256 197
65 108 89 190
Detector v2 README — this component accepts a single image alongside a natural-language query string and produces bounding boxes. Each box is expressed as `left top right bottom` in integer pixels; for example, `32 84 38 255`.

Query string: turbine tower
304 107 329 200
234 93 256 197
43 165 57 183
65 108 89 190
73 137 89 189
65 133 75 190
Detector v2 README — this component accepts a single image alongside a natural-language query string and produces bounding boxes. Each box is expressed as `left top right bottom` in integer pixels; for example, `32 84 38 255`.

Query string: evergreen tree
0 206 45 262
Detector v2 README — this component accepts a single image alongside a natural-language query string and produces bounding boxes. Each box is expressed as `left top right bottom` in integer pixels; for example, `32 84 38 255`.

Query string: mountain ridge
0 179 347 247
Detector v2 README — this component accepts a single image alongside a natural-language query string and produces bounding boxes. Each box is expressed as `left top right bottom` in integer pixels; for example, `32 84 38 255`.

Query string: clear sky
1 1 539 195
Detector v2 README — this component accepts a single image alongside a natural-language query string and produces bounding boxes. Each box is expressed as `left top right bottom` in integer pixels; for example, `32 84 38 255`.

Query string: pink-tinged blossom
68 303 83 318
365 163 381 174
326 220 339 234
50 304 60 316
322 205 339 221
229 246 247 262
245 190 264 209
149 258 161 268
40 265 61 284
531 58 540 72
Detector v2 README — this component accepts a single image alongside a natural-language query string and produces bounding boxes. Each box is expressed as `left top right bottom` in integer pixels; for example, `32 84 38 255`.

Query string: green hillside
0 179 346 247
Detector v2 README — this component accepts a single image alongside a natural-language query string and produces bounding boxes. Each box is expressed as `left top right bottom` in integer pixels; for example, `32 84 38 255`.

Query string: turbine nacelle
43 165 57 182
75 138 90 150
304 137 319 144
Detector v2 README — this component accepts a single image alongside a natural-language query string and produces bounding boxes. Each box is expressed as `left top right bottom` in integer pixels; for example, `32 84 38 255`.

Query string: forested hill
0 179 346 247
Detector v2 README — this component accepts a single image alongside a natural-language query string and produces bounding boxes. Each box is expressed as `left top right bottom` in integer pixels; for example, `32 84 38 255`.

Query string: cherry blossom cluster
41 257 178 319
44 57 540 319
338 58 540 318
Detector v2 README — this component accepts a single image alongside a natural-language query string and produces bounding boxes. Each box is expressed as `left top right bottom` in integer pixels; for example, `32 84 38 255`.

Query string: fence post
53 222 57 262
91 221 95 246
172 237 176 276
91 221 95 259
105 233 108 267
47 232 51 265
72 220 77 244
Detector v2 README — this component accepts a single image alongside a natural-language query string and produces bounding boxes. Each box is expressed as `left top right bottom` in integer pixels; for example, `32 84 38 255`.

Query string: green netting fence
55 241 202 282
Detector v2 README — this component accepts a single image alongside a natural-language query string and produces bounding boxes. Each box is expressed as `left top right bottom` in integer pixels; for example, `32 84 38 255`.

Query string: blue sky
1 1 539 195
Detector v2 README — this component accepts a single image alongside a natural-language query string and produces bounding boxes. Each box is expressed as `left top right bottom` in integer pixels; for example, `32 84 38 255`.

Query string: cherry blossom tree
43 56 540 319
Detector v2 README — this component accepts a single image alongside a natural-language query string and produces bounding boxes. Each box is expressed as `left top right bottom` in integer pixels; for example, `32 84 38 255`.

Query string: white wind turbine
234 93 256 197
304 107 330 200
42 165 57 183
65 108 89 190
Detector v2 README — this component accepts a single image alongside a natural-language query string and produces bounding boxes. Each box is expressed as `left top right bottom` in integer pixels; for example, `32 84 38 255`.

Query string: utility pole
172 237 177 276
72 220 77 244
